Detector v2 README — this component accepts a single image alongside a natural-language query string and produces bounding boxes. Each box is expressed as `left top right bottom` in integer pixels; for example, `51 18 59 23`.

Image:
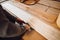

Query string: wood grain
38 0 60 9
23 30 47 40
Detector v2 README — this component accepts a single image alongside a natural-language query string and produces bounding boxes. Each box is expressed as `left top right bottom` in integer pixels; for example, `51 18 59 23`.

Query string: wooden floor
23 30 47 40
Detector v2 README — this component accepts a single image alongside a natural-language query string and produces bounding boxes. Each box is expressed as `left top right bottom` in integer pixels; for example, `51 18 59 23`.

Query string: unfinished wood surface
30 4 48 12
28 16 60 40
47 7 60 15
23 30 47 40
38 0 60 9
27 4 60 23
12 0 60 23
1 1 60 40
11 0 60 28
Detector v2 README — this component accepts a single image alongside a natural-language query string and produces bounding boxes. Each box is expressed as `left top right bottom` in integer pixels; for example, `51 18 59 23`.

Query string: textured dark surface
0 5 25 40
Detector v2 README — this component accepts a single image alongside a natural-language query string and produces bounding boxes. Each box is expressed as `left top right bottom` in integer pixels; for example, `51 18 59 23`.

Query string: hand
16 18 25 24
23 24 31 30
16 18 31 31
